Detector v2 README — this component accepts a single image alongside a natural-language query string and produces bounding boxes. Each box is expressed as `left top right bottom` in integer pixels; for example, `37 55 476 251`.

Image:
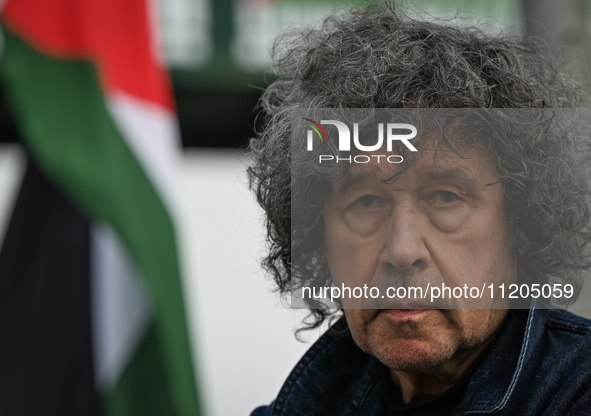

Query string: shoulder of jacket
546 309 591 334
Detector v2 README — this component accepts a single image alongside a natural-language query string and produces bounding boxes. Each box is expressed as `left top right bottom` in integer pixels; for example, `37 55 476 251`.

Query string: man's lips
361 303 436 322
381 308 428 320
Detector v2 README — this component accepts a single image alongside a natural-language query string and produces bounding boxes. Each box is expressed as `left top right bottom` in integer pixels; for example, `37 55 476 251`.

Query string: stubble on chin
347 309 504 373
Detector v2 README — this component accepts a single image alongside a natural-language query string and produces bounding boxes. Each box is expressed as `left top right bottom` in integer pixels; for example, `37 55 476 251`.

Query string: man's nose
381 208 431 270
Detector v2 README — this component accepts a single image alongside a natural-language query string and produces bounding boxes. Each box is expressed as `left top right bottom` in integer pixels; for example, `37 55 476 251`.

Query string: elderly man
248 4 591 415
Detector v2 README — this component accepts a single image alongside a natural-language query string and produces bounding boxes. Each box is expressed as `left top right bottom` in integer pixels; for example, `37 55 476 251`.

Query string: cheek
343 309 371 352
324 226 382 286
435 212 514 285
454 309 508 344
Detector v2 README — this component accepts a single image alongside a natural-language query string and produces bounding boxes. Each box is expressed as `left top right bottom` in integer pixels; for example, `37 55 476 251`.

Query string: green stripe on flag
0 27 200 416
105 325 176 416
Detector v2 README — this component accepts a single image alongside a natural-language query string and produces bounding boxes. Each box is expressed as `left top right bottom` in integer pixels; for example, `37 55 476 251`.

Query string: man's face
321 143 517 372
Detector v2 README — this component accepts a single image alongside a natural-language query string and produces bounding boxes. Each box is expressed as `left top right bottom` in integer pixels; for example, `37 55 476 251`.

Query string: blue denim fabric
251 308 591 416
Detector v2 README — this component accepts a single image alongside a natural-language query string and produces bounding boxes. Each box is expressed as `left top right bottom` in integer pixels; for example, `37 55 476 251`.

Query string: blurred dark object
0 152 99 416
171 0 264 149
175 87 260 149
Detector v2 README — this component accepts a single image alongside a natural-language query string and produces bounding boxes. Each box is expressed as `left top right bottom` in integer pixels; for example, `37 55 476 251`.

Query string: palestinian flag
0 1 201 415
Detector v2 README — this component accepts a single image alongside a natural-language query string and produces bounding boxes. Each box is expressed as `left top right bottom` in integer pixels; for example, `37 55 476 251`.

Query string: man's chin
364 309 456 371
370 337 454 371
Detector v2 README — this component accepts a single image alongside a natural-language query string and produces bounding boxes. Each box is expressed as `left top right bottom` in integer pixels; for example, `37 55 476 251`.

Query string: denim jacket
251 308 591 416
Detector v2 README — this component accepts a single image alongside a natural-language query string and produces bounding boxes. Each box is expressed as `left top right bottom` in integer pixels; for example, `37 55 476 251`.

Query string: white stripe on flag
0 144 25 252
106 90 182 221
91 222 153 392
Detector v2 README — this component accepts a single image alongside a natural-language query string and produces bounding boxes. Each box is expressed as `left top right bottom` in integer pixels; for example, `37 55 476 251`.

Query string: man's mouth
381 308 428 320
361 302 437 323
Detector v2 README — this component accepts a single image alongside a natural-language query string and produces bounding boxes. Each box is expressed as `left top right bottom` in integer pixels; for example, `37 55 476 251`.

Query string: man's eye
432 191 459 205
354 195 379 208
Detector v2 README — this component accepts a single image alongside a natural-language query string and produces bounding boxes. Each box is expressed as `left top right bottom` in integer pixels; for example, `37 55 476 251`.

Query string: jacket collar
271 330 386 416
454 307 548 415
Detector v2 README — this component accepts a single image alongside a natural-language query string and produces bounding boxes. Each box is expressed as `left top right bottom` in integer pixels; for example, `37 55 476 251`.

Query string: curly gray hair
248 2 591 331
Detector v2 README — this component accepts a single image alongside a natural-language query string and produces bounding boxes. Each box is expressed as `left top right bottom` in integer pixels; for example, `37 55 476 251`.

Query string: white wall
179 149 322 416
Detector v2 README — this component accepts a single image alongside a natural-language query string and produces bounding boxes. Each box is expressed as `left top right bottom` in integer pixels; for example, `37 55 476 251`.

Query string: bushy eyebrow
426 168 479 194
427 168 472 182
337 173 371 196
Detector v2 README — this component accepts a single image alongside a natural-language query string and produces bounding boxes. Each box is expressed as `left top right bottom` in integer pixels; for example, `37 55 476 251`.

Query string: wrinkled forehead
339 111 493 176
336 141 496 194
